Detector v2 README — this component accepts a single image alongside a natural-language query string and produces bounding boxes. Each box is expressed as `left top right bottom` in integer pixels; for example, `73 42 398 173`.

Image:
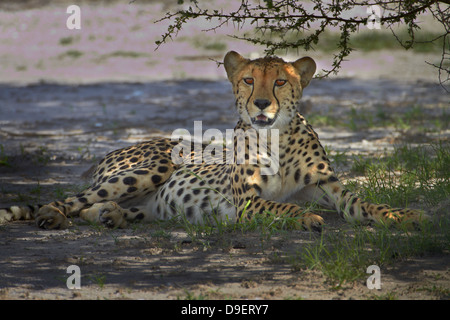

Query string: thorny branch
151 0 449 89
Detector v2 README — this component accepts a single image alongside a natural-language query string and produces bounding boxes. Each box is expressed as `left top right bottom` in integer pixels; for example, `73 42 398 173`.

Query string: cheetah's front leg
338 189 429 227
300 179 429 227
239 195 324 231
231 165 324 231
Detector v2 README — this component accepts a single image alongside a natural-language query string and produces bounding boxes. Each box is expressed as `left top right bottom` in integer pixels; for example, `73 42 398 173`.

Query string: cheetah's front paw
383 208 430 229
98 201 127 228
35 205 69 229
296 212 324 232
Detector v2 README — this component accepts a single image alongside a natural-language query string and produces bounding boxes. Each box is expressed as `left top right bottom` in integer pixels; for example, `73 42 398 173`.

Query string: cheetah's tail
0 204 41 224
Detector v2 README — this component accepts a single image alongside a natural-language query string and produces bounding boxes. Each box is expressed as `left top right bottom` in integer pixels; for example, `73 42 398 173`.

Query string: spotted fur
0 51 429 230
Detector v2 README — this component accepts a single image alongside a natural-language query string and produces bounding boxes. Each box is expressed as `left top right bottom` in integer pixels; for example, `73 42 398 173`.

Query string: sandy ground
0 1 449 301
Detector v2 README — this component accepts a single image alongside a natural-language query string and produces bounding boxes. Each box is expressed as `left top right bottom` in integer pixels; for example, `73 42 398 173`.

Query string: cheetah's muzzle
251 114 276 126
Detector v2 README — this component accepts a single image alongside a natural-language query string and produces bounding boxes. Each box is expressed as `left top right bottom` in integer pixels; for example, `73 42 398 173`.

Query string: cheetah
0 50 429 231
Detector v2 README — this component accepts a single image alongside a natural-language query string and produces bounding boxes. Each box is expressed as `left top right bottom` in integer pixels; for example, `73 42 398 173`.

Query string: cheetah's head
224 51 316 131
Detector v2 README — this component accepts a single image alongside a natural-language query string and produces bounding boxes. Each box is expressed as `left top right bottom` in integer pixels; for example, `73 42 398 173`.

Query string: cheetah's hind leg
79 201 150 228
35 204 70 229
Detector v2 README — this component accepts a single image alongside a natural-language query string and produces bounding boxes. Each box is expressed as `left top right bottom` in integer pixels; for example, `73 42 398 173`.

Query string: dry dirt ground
0 1 449 301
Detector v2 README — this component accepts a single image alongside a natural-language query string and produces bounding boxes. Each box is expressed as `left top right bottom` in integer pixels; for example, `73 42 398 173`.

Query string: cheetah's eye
243 78 254 85
275 79 287 87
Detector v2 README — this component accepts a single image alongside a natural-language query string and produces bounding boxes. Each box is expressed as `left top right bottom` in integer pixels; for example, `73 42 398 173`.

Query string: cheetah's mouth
251 114 276 126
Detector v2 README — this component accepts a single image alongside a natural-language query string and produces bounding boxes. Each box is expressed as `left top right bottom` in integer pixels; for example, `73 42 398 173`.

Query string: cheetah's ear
224 51 248 81
292 57 316 88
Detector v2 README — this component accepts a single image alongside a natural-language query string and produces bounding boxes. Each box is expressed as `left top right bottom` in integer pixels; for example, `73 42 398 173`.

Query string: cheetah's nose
254 99 271 110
